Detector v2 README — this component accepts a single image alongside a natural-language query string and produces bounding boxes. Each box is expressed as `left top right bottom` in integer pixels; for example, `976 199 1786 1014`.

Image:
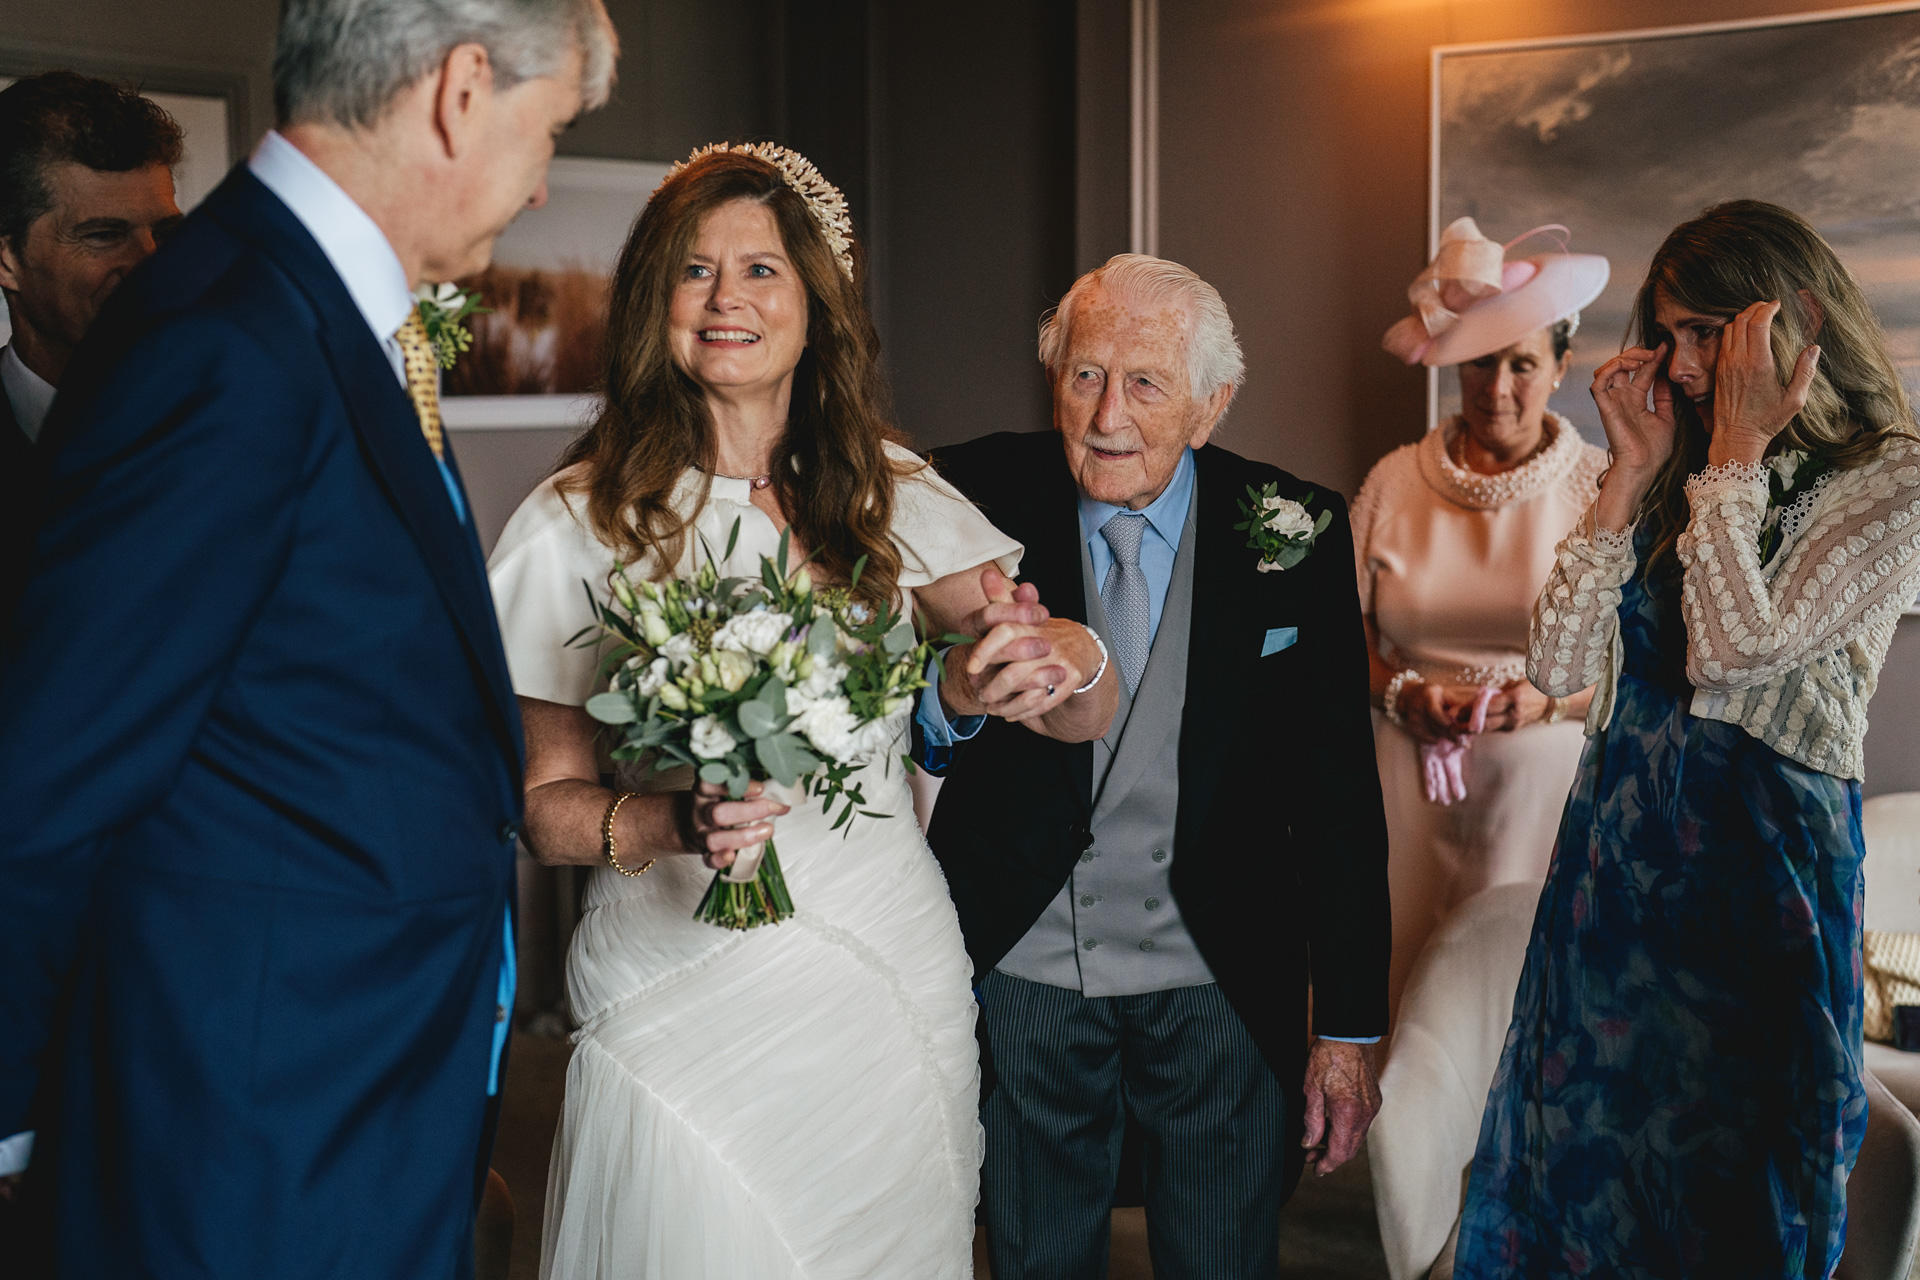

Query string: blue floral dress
1456 530 1868 1278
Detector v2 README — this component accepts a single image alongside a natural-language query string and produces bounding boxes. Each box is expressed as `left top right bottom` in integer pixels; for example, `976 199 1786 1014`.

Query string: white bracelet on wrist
1382 669 1422 728
1072 624 1109 695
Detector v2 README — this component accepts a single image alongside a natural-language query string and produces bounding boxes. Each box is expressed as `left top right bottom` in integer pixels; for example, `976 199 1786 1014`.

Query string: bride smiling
486 144 1112 1278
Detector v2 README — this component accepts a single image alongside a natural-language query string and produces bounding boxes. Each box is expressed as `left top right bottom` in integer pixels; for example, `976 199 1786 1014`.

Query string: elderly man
920 254 1391 1278
0 1 616 1274
0 72 182 615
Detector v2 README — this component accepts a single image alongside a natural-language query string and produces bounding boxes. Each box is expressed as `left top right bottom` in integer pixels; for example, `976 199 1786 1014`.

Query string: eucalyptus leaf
755 732 820 787
808 619 839 661
756 676 789 717
585 692 637 724
882 619 915 658
699 761 731 785
738 699 779 739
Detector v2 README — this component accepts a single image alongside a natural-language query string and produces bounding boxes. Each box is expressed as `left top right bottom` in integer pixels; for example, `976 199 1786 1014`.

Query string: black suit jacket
924 431 1390 1091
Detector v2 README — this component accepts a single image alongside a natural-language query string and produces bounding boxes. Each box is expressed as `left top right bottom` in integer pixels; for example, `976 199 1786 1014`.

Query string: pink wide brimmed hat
1382 218 1609 367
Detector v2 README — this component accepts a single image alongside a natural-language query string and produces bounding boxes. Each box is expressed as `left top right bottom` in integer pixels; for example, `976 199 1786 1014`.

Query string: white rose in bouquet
689 714 737 759
660 631 699 668
792 694 861 760
714 610 793 657
634 656 670 698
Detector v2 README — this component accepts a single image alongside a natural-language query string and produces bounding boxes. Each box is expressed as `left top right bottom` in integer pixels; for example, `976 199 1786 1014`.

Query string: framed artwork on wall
1431 1 1920 450
440 155 671 433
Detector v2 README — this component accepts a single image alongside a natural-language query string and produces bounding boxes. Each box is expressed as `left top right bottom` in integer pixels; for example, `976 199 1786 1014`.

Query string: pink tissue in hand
1419 687 1497 806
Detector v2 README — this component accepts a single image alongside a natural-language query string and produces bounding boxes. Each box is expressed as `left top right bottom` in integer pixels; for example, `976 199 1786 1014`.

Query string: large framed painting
1431 1 1920 460
440 156 670 432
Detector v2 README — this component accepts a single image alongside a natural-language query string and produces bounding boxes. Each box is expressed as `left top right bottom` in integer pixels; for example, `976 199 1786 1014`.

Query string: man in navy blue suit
0 2 618 1274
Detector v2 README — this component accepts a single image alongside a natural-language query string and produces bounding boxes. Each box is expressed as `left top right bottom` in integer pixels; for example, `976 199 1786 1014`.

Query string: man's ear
1188 382 1235 449
431 43 495 159
0 233 25 294
1797 288 1825 341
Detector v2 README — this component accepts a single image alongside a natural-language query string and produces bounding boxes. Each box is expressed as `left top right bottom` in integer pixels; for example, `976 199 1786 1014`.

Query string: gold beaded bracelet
603 791 654 877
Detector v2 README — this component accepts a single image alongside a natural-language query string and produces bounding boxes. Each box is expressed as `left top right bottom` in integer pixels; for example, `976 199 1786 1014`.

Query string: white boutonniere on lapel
1235 482 1331 573
413 282 491 371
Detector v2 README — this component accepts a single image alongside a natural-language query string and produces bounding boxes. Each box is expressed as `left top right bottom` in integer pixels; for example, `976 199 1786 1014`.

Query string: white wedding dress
487 443 1021 1280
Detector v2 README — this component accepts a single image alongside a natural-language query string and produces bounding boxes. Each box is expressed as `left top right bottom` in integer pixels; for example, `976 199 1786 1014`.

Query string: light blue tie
1100 512 1151 696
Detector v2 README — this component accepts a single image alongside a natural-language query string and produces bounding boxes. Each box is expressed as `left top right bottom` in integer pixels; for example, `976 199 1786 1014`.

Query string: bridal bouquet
579 522 945 930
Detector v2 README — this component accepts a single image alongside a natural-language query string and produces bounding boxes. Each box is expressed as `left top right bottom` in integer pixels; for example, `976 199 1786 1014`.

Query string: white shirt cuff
1317 1035 1381 1045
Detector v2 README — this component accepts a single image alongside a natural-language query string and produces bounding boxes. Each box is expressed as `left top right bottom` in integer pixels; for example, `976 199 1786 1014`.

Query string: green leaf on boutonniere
1236 482 1325 573
414 282 492 371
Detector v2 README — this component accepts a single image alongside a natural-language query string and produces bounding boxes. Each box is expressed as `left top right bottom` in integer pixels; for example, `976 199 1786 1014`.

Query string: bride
487 144 1113 1278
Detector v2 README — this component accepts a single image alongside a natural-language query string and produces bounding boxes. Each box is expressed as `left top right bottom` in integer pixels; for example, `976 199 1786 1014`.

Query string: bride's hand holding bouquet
580 520 954 929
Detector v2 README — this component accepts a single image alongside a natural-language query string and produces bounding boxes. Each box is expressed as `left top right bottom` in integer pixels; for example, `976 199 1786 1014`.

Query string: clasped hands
1592 299 1821 488
1396 678 1551 746
938 565 1102 724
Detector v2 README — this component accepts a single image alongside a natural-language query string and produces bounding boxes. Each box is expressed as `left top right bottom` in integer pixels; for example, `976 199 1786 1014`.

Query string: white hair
1037 253 1246 405
274 0 619 130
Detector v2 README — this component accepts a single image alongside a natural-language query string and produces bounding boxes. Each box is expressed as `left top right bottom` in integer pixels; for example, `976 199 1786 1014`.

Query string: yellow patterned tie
393 310 445 459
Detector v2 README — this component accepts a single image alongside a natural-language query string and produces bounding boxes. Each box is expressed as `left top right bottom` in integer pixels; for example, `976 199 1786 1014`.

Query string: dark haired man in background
0 70 182 615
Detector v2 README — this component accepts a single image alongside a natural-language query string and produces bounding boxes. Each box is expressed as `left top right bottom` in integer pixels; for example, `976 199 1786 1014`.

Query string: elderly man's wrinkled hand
971 618 1104 723
941 564 1066 721
1300 1038 1382 1177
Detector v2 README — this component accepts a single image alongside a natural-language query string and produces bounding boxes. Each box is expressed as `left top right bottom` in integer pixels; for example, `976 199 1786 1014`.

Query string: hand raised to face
1590 342 1678 480
1709 299 1821 458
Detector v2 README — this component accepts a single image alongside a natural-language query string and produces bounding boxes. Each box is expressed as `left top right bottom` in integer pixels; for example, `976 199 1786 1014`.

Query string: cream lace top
1529 436 1920 779
1351 413 1608 687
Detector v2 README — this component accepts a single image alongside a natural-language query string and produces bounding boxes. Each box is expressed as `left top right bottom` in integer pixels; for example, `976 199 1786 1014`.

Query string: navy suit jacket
0 168 526 1278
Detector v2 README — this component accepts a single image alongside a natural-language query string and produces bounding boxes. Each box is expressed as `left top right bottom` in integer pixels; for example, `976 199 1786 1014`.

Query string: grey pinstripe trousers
978 970 1291 1280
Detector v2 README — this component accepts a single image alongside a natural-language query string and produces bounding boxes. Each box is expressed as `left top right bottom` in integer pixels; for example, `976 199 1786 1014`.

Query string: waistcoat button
1079 894 1096 907
1151 848 1167 862
1083 938 1099 950
1138 939 1155 952
1145 897 1160 910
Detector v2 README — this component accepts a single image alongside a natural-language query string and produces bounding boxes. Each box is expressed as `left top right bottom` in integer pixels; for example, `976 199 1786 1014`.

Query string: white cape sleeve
886 442 1024 588
486 468 617 707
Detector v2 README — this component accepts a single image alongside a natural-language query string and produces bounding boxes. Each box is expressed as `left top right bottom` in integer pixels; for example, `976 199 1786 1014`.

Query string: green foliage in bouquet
574 519 960 930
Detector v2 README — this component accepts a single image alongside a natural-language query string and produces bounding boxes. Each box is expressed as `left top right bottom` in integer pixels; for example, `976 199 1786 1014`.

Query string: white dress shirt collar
247 130 413 369
1 343 57 444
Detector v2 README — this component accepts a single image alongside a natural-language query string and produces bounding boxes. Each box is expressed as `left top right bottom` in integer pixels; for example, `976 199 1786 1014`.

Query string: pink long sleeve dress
1350 413 1607 1020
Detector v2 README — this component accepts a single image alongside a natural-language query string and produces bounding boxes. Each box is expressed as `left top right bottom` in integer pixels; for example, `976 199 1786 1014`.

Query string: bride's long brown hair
557 149 908 602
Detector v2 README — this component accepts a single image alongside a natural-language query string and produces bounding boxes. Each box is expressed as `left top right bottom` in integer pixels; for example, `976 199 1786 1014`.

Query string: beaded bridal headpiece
664 142 856 282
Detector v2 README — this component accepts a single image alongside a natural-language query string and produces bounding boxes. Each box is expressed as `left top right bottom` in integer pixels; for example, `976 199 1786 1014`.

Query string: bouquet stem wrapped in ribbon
576 519 953 930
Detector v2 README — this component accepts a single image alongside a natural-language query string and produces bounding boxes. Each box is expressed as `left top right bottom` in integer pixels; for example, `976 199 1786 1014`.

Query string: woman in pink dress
1359 219 1609 1017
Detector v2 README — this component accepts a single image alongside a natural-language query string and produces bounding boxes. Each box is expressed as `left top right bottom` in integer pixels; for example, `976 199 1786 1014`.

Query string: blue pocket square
1262 627 1298 657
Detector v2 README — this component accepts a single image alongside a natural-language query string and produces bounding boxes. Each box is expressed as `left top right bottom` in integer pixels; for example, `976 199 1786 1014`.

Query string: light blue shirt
1077 445 1196 647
